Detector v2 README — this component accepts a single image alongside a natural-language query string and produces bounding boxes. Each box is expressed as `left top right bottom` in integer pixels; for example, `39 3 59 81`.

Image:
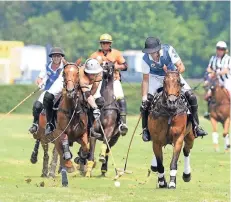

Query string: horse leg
153 142 167 188
41 142 49 177
78 132 93 178
55 137 68 187
60 133 74 173
101 133 120 176
30 139 40 164
211 117 219 151
223 117 230 151
182 131 195 182
48 145 59 178
169 135 184 189
99 126 114 163
150 155 158 172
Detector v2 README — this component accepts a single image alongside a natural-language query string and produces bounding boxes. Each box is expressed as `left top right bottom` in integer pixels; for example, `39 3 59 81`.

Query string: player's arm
115 51 128 71
168 46 185 73
141 60 150 101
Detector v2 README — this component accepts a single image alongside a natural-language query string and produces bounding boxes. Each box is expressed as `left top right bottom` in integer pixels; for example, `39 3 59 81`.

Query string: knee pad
43 92 54 107
185 90 197 106
117 98 127 114
33 101 43 114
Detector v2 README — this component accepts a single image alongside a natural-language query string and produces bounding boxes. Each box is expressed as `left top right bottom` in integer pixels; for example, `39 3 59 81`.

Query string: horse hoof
61 170 68 187
85 171 91 178
30 157 37 164
158 181 167 188
168 181 176 189
101 172 106 177
150 166 157 172
99 156 106 164
182 173 191 182
48 173 55 178
41 173 48 178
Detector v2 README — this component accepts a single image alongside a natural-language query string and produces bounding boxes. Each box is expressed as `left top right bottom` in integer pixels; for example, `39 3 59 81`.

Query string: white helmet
84 58 103 74
216 41 227 49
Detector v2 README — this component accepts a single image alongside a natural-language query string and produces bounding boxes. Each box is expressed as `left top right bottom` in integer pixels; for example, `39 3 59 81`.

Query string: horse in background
205 76 230 152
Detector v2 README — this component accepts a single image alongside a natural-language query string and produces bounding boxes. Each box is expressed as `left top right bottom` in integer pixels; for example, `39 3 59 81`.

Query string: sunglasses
100 42 111 45
52 54 62 58
216 48 226 51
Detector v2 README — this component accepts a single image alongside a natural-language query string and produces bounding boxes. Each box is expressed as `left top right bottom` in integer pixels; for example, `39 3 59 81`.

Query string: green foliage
0 1 229 77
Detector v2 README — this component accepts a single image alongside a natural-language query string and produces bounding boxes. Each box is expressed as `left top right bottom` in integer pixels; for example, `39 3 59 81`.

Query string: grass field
0 115 230 202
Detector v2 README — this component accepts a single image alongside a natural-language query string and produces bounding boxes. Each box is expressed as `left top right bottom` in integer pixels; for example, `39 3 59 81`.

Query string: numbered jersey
141 44 180 76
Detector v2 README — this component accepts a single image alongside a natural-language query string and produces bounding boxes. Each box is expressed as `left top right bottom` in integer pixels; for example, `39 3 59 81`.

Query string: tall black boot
203 97 211 120
43 92 55 135
185 91 208 137
29 101 43 134
141 103 151 142
118 98 128 136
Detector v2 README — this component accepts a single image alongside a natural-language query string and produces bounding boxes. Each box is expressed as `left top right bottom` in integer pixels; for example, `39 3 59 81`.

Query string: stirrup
45 123 55 135
119 123 128 135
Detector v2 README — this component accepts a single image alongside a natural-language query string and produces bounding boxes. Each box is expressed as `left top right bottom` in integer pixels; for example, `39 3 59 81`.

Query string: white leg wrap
184 156 191 174
158 172 164 178
151 155 157 167
170 169 177 177
212 132 219 144
224 134 230 149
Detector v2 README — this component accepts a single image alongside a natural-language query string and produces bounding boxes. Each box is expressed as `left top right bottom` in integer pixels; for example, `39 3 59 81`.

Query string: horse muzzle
66 88 76 98
166 94 178 110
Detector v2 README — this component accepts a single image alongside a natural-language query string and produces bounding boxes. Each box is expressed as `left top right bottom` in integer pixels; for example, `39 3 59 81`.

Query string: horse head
63 58 81 98
163 70 182 110
102 61 114 80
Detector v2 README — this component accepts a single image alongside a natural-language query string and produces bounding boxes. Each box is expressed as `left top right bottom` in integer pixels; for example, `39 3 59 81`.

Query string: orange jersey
90 49 126 80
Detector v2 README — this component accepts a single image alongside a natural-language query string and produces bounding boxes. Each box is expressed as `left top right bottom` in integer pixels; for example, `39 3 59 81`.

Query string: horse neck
102 75 114 104
213 87 229 103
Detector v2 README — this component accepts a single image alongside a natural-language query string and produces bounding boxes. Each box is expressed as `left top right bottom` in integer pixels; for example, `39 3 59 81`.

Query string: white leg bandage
184 155 191 174
151 155 157 167
224 134 230 149
170 169 177 177
113 80 124 99
212 132 219 144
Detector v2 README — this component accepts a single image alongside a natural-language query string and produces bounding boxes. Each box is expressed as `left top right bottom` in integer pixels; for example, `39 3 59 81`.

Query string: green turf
0 115 229 202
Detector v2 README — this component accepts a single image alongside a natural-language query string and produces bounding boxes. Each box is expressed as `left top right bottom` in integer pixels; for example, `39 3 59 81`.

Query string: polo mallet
97 119 120 178
114 114 142 180
0 87 40 122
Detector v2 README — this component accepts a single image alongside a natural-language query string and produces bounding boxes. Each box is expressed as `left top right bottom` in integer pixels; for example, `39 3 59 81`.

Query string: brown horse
30 110 59 178
88 62 120 177
206 77 230 152
148 71 195 189
52 59 92 186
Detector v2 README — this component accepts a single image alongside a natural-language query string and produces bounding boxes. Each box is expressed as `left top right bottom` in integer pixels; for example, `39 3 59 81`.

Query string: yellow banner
0 41 24 58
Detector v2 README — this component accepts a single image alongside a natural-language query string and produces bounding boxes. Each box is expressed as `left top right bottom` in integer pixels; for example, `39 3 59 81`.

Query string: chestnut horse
148 71 195 189
52 59 91 186
206 77 230 151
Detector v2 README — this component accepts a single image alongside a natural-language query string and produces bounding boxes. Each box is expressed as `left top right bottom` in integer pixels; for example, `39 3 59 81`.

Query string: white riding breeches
224 78 231 94
148 74 191 95
37 75 64 104
94 80 124 100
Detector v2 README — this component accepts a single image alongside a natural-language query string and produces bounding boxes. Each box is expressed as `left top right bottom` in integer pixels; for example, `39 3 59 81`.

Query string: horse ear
75 57 82 66
62 58 68 65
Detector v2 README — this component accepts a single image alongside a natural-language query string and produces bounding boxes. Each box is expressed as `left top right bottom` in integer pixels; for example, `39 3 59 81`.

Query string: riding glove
93 108 101 120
